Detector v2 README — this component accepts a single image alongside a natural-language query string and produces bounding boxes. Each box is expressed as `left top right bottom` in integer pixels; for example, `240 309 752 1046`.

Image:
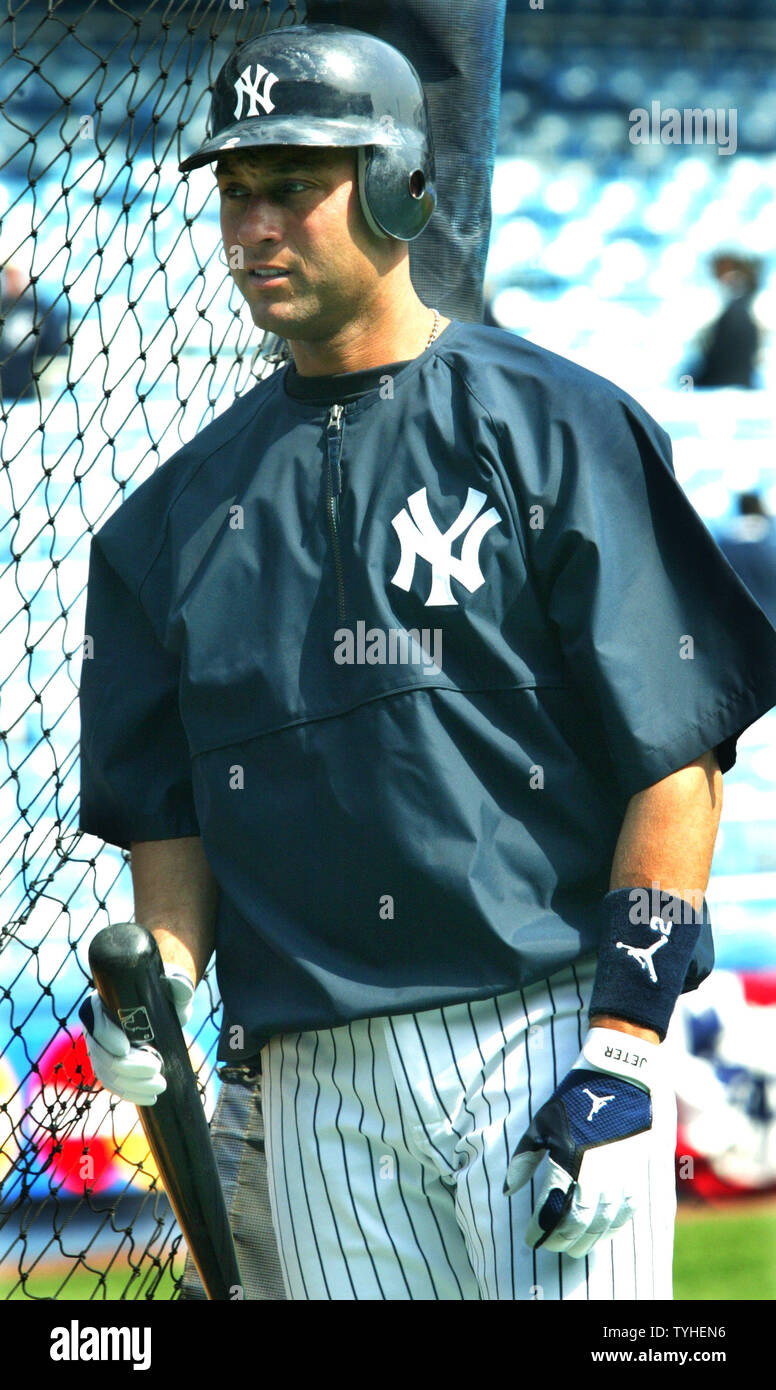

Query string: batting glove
78 965 194 1107
503 1026 661 1258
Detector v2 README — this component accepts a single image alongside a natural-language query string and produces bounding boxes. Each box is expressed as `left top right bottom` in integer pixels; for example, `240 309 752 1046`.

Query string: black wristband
589 887 710 1040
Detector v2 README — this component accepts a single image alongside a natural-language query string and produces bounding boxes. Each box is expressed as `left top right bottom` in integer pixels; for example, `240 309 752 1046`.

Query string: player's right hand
77 965 194 1106
78 991 166 1105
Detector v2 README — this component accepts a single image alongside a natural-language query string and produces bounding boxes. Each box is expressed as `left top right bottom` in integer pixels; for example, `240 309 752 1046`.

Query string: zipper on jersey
326 403 346 624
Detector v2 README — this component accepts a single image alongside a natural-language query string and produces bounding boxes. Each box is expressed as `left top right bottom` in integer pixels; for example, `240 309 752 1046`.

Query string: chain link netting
0 0 303 1300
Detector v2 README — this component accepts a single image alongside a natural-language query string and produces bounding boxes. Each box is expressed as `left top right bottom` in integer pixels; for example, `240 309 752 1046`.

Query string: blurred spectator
0 262 68 403
687 253 761 390
669 969 776 1200
714 492 776 627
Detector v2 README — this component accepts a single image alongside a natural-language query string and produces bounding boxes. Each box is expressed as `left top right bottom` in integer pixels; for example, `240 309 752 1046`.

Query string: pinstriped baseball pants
260 962 677 1300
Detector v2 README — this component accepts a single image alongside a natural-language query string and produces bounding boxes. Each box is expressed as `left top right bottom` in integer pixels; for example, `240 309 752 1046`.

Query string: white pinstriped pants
260 962 677 1300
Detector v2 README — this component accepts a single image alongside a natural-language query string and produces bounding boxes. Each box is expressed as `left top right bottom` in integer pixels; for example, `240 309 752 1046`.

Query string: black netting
0 0 303 1302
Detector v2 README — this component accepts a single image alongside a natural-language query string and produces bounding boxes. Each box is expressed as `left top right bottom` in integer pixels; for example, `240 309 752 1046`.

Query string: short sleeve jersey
79 320 776 1060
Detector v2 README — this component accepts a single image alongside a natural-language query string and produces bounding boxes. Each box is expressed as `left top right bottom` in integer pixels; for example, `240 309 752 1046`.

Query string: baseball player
78 25 776 1300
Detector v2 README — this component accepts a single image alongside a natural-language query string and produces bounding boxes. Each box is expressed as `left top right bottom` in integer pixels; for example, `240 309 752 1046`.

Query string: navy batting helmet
179 24 436 242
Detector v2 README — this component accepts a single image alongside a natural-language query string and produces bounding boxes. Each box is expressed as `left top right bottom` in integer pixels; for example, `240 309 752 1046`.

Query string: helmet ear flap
357 146 391 239
357 145 436 242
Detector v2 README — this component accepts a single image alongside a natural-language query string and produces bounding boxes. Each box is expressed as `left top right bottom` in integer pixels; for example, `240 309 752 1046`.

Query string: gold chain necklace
425 307 440 350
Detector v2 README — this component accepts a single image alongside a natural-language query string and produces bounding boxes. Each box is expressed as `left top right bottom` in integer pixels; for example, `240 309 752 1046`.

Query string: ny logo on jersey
582 1088 615 1122
233 63 279 119
390 487 501 607
616 916 672 984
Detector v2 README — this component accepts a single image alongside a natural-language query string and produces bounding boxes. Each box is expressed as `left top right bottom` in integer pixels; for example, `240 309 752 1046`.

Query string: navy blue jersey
79 320 776 1061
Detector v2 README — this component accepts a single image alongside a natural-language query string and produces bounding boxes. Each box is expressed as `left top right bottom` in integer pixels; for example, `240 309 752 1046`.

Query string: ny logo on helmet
233 63 279 119
391 487 501 606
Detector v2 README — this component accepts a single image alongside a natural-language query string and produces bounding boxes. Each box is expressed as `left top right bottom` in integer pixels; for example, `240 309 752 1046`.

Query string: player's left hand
503 1026 662 1258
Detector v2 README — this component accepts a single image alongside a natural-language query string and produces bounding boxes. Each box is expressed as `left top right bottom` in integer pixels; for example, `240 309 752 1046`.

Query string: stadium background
2 0 775 1300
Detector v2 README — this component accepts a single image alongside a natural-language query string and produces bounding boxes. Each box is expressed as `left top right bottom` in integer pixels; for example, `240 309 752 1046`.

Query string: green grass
673 1202 776 1301
2 1262 179 1301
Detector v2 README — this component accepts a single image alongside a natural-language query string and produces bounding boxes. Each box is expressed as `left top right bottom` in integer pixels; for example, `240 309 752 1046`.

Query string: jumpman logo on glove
581 1088 615 1122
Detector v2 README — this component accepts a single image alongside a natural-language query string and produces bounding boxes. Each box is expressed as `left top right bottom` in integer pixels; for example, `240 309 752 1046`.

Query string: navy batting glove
504 1027 660 1258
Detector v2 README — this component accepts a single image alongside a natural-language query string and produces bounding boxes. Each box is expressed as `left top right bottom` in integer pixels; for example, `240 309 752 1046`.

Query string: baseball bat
88 921 242 1301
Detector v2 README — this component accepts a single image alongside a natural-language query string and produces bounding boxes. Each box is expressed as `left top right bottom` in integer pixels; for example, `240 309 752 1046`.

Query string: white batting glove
503 1027 662 1258
161 966 196 1027
78 965 195 1107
